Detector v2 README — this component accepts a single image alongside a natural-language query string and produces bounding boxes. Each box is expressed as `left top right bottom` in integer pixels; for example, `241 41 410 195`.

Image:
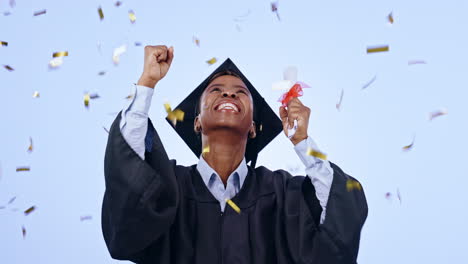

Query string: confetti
385 192 392 200
193 36 200 47
306 148 327 160
3 65 14 71
271 2 280 21
103 126 109 133
397 188 402 204
346 179 362 192
408 60 427 65
80 215 92 221
9 0 15 8
89 93 100 99
134 42 142 46
84 93 90 108
27 137 33 153
22 226 26 239
32 91 40 98
259 123 263 132
52 51 68 58
164 102 185 126
125 94 134 100
0 41 8 47
115 1 122 7
113 45 127 65
16 167 30 172
366 45 389 54
336 89 344 111
226 199 241 214
98 7 104 20
24 206 35 216
128 10 136 23
3 11 12 16
202 146 210 154
402 136 415 151
388 12 394 24
33 9 46 16
429 108 448 121
8 196 16 205
48 57 63 69
362 75 377 90
206 57 217 65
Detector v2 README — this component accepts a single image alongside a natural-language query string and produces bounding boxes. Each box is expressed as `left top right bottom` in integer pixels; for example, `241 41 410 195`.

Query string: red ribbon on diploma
278 83 304 107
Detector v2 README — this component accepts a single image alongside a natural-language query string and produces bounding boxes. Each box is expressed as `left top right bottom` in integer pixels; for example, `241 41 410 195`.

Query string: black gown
102 115 368 264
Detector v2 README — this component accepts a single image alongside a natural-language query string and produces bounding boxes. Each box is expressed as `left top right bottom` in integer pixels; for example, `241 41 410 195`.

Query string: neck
201 130 247 186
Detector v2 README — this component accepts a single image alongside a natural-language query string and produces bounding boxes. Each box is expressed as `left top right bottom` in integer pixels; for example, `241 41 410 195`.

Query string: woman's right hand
137 45 174 88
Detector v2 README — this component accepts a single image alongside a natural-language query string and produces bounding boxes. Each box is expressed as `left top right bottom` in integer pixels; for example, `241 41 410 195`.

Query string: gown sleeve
101 113 179 261
282 162 368 264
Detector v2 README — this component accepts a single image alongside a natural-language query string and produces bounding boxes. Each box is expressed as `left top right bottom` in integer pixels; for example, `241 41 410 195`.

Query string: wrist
137 75 158 88
291 135 308 146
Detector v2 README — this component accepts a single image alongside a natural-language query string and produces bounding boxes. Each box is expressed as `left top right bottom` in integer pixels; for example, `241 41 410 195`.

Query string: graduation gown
102 115 368 264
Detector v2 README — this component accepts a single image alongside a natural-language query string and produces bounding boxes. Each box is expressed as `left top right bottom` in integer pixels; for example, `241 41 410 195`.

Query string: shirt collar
196 155 248 189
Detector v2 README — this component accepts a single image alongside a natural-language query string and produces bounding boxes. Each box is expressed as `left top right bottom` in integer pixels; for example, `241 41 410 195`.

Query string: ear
194 115 201 133
249 121 257 139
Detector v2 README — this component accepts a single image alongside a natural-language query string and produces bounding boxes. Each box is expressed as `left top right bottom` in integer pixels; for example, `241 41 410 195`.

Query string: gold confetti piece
113 45 127 65
22 226 26 239
16 167 30 172
367 45 389 54
408 60 427 65
388 12 394 24
125 94 134 100
48 57 63 69
206 57 217 65
259 123 263 132
33 9 46 16
128 10 136 23
0 41 8 47
226 199 241 214
27 137 33 153
24 206 35 216
362 75 377 90
336 89 344 111
80 215 92 221
346 179 362 192
3 65 14 71
84 93 90 108
52 51 68 58
98 7 104 20
402 136 415 152
32 91 40 98
115 1 122 7
98 71 106 76
202 146 210 154
306 148 327 160
8 196 16 204
193 36 200 47
164 102 185 126
429 108 448 121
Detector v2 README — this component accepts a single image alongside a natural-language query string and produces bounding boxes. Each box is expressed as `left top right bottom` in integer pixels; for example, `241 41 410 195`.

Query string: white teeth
218 103 238 112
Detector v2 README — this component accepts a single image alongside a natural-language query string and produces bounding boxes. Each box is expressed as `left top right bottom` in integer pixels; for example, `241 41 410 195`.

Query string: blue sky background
1 0 467 263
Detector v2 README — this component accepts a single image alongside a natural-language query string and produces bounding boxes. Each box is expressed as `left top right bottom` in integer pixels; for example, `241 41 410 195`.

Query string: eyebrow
207 83 249 91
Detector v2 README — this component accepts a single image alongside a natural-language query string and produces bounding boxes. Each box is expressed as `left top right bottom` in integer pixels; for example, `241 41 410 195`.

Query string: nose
222 92 236 99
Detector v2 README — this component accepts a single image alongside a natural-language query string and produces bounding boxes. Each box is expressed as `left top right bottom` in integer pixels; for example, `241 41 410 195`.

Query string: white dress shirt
120 84 334 223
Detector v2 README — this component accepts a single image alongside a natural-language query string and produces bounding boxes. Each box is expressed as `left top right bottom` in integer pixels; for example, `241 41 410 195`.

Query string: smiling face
195 74 255 138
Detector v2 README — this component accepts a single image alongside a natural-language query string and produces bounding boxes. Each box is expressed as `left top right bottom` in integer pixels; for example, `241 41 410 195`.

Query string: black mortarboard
166 58 283 167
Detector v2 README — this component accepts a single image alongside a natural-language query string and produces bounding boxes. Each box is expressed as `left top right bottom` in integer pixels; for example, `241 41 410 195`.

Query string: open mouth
214 101 240 112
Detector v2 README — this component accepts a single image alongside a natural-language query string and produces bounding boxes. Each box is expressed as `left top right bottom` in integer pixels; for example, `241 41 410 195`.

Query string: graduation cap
166 58 283 167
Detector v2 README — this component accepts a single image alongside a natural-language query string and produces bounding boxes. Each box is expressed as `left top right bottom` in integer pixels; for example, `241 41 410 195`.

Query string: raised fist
137 45 174 88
